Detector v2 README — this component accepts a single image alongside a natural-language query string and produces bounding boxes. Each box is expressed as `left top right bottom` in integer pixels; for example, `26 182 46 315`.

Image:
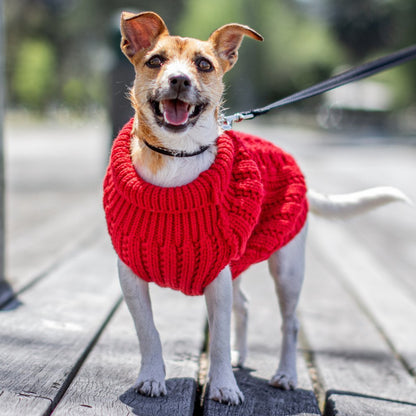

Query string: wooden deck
0 116 415 415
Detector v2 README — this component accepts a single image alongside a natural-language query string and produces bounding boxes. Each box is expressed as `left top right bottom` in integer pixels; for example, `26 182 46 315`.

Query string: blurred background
3 0 416 131
0 0 415 297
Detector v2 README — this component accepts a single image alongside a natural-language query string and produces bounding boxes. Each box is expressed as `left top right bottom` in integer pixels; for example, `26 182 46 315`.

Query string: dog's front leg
118 259 167 397
204 266 244 405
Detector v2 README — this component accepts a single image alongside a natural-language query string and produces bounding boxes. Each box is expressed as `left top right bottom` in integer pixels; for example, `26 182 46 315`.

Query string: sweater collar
109 118 235 212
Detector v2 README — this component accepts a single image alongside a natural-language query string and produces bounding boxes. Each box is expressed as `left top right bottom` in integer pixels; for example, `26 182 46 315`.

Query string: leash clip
220 112 255 130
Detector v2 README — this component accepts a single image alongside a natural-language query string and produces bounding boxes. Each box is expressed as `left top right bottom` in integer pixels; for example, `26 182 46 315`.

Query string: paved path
0 115 415 415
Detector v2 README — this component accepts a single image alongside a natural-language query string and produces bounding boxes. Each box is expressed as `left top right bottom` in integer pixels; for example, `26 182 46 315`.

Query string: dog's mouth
151 99 207 131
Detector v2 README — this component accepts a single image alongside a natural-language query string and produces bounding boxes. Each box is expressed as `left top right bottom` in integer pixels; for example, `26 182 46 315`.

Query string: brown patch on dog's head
126 32 228 136
120 12 263 132
120 11 263 175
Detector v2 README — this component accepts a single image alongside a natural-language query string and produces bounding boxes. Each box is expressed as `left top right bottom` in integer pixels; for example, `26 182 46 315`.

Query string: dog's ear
120 11 169 60
209 24 263 72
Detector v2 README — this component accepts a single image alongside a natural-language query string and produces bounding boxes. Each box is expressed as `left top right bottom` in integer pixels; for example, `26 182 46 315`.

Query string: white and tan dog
105 11 408 405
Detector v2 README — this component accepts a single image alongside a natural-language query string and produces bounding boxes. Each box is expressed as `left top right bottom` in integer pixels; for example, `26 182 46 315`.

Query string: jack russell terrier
103 11 409 405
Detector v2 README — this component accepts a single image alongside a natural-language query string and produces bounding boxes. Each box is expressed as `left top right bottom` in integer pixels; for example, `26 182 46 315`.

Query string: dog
103 11 409 405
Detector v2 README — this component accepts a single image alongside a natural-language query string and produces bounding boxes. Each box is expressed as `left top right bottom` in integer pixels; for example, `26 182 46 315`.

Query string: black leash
221 44 416 129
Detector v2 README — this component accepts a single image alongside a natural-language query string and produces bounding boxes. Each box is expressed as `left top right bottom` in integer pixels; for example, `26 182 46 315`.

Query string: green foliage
255 1 344 92
5 0 416 114
372 64 416 108
62 75 106 112
12 38 56 111
176 0 245 38
62 78 88 111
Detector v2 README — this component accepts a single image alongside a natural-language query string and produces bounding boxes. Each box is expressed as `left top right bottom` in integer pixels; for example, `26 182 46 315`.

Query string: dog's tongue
162 99 190 126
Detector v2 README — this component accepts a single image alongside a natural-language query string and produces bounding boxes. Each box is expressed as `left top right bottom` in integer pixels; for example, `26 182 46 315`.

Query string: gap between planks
44 297 123 415
0 236 121 416
0 223 105 310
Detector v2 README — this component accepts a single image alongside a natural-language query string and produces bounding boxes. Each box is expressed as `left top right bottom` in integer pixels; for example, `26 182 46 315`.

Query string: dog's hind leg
118 259 167 397
231 276 249 367
205 266 244 404
268 222 308 390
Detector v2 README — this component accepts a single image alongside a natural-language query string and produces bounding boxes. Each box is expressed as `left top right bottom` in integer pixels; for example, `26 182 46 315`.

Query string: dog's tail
307 187 412 219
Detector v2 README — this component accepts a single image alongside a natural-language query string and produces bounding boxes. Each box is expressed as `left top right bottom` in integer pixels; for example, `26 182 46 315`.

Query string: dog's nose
169 74 191 92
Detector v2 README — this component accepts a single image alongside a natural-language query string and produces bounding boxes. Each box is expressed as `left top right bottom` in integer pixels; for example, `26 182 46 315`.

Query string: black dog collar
143 139 210 158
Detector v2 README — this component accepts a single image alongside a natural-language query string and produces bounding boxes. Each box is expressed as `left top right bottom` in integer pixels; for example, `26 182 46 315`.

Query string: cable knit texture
103 118 308 295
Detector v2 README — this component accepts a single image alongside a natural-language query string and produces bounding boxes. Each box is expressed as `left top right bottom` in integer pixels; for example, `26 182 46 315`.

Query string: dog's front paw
133 362 167 397
134 365 167 397
134 378 167 397
269 371 297 391
209 381 244 405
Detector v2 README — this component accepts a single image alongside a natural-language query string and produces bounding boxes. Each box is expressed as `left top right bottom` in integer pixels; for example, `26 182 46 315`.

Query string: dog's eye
195 58 213 72
146 55 164 68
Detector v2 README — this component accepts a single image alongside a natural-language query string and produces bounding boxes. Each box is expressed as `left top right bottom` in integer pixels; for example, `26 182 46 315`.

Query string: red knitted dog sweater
103 119 308 295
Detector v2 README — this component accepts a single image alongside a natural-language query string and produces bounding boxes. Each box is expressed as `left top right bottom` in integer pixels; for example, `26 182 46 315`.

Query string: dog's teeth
189 105 195 115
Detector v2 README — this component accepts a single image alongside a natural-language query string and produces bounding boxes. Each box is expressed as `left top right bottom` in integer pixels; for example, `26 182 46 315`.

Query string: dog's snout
169 74 191 92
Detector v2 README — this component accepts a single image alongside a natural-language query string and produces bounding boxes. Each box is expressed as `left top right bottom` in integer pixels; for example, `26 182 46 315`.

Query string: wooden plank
203 261 321 416
347 207 416 297
310 217 416 376
53 282 206 415
4 116 107 194
3 112 109 308
0 234 120 416
6 193 103 294
4 113 108 295
300 137 416 299
300 220 416 415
